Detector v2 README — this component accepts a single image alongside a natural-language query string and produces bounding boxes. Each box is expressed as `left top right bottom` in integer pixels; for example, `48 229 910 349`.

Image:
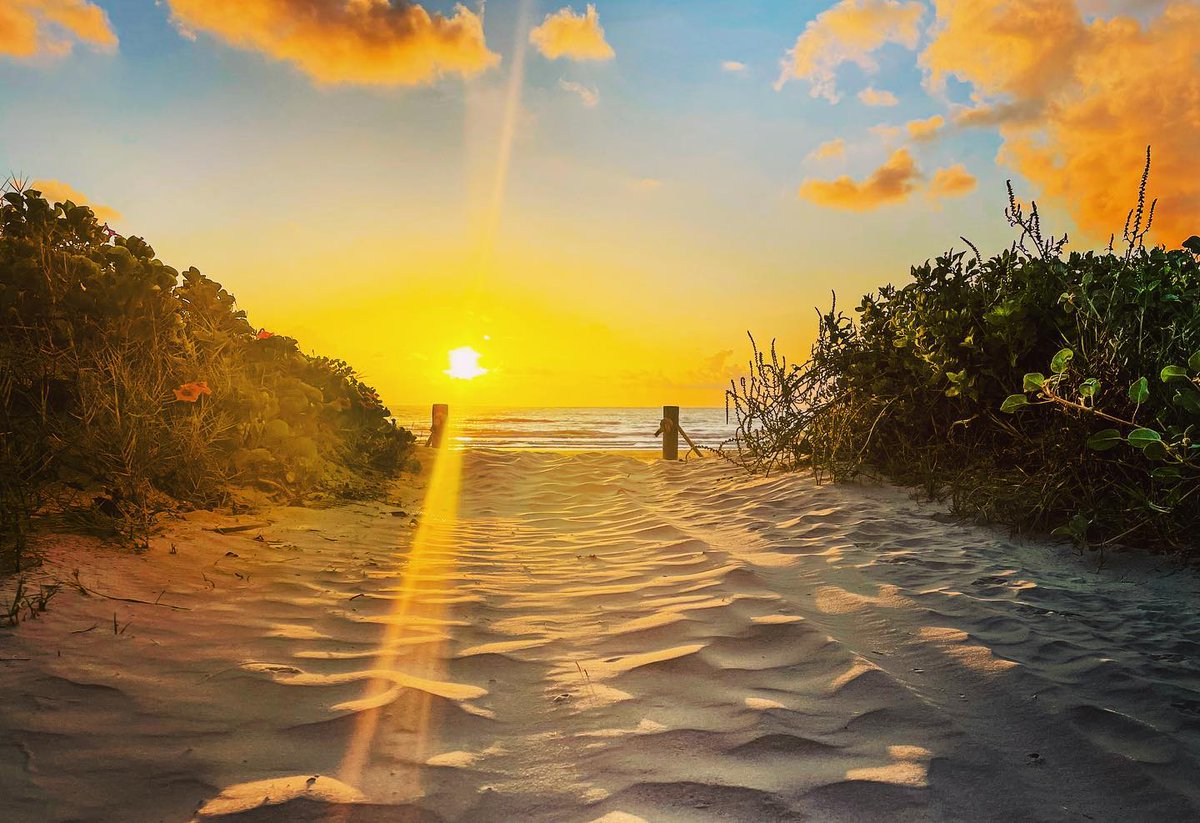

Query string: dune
2 448 1200 821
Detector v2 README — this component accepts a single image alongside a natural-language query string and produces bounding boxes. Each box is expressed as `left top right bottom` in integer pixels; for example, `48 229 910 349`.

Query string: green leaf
1173 389 1200 415
1142 440 1170 461
1000 394 1030 414
1189 350 1200 373
1050 348 1074 374
1086 428 1122 451
1127 428 1162 449
1078 378 1099 399
1161 365 1188 382
1152 466 1182 482
1023 372 1046 392
1128 377 1149 404
1052 513 1090 541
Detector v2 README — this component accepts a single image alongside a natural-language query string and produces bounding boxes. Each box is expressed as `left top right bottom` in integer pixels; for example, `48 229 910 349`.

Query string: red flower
174 381 212 403
256 329 274 340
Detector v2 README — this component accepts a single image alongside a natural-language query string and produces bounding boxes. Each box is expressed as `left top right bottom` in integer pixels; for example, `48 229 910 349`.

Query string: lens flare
334 417 466 812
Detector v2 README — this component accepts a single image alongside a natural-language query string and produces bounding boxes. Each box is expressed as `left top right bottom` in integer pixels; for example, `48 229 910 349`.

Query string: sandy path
2 449 1199 822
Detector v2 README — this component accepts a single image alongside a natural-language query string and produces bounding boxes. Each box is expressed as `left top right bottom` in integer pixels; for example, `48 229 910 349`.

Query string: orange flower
174 381 212 403
256 329 273 340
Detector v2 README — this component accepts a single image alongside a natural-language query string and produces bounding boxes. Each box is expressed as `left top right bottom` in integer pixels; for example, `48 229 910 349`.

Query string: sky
1 0 1197 408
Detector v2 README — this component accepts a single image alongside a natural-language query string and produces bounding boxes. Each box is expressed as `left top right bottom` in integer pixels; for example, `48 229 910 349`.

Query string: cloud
858 86 898 106
623 349 741 393
950 99 1043 128
529 4 614 61
806 138 847 161
799 148 921 210
775 0 925 101
721 60 747 73
0 0 116 59
165 0 498 86
630 177 663 191
1078 0 1174 19
906 114 945 141
558 78 599 107
32 179 121 222
920 0 1200 244
928 164 977 199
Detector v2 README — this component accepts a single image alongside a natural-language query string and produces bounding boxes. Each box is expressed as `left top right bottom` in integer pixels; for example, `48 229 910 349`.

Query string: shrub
726 153 1199 553
0 183 414 568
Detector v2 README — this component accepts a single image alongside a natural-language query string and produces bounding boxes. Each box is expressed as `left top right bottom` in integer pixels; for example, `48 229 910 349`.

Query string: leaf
1000 394 1030 414
1086 428 1122 452
1161 365 1188 382
1190 350 1200 373
1183 235 1200 255
1127 428 1162 449
1142 440 1169 461
1078 378 1099 399
1128 377 1149 404
1152 466 1182 482
1023 372 1046 392
1173 389 1200 415
1050 348 1074 374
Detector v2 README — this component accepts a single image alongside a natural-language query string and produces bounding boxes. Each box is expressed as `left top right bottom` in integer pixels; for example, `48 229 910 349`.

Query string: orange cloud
529 4 614 62
165 0 498 86
906 114 945 141
799 148 920 210
807 138 847 161
921 0 1200 244
32 179 121 222
776 0 925 101
721 60 747 74
0 0 116 59
928 164 977 199
858 86 898 106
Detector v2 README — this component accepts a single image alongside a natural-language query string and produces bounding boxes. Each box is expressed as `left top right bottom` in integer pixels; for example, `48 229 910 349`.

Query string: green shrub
727 155 1199 553
0 183 414 567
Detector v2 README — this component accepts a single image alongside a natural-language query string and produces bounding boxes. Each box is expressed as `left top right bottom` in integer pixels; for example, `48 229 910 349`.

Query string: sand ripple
2 448 1200 821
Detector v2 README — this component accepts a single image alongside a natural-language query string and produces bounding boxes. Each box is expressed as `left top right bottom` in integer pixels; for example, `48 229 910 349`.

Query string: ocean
389 406 738 451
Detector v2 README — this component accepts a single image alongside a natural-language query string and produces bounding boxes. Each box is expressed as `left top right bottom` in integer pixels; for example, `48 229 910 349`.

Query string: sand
2 448 1200 822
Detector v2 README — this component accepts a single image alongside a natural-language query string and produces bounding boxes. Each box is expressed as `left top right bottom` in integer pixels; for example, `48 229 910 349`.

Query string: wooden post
662 405 680 460
428 403 448 448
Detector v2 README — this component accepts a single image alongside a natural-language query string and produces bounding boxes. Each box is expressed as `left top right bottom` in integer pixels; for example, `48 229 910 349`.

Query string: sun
445 346 487 380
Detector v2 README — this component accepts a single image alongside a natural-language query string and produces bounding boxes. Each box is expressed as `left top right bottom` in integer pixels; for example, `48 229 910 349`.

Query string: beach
2 448 1199 822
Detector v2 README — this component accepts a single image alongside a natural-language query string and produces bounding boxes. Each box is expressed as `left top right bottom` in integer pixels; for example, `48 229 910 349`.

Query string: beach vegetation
0 182 415 571
727 151 1200 554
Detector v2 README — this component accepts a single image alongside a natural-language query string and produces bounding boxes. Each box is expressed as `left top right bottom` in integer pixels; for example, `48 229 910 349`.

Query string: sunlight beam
334 414 466 808
472 0 531 279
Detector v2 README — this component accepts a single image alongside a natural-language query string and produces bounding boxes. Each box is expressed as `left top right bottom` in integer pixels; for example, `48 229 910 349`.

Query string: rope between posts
655 417 703 459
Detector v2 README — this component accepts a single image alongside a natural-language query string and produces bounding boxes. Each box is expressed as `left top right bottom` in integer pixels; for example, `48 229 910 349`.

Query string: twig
82 585 191 611
209 522 270 535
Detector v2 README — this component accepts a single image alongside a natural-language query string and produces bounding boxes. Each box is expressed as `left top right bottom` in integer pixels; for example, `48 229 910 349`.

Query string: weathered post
429 403 448 448
662 405 680 460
